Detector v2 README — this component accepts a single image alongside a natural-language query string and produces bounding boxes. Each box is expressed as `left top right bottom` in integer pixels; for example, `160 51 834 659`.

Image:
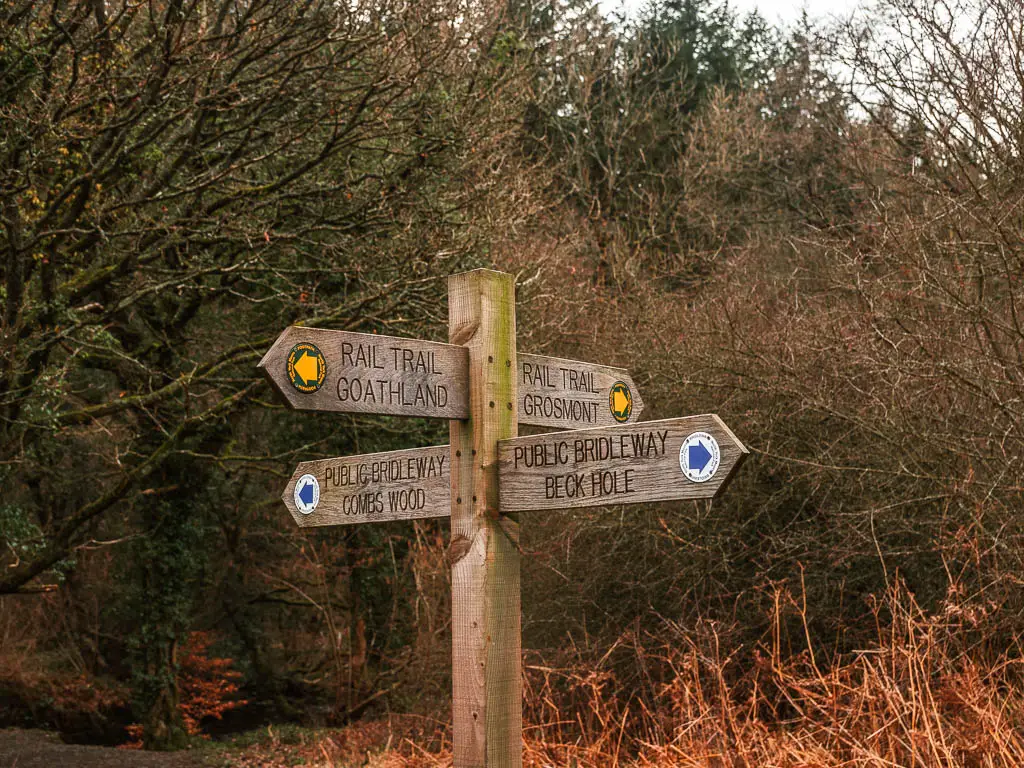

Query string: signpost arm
448 269 521 768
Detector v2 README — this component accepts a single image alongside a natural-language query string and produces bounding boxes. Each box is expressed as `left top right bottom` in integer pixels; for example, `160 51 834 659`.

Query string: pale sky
732 0 863 27
603 0 865 28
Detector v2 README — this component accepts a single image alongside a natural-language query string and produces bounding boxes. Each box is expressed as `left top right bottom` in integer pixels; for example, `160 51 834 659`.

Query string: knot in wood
447 534 473 567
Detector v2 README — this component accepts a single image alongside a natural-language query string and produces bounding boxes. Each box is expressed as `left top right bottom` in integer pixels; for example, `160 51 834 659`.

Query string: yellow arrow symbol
613 388 630 415
294 351 319 384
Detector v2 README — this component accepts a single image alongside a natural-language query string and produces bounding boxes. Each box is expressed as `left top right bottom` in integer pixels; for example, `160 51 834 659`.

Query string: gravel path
0 729 209 768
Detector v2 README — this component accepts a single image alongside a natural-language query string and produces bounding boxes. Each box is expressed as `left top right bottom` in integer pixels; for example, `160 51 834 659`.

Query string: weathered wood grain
259 325 642 434
448 270 521 768
497 415 748 512
517 353 644 429
261 270 751 768
258 326 470 418
281 445 450 527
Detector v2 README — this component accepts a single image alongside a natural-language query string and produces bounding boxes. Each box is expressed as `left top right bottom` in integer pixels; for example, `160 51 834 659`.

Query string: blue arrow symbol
298 481 315 505
688 441 712 472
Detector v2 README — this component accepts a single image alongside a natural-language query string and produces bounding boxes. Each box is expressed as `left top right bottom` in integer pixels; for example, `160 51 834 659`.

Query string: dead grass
260 576 1024 768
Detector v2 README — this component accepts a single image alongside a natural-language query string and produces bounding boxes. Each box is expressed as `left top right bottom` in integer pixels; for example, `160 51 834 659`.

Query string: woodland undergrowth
229 576 1024 768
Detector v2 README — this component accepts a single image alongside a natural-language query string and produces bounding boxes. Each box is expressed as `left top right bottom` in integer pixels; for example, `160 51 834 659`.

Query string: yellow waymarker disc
609 381 632 422
286 342 326 393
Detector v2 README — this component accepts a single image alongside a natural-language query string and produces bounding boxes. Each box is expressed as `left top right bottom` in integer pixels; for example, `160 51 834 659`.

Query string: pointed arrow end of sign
257 326 294 371
629 380 645 423
282 473 314 528
706 413 750 498
257 327 307 410
281 482 294 518
710 413 750 456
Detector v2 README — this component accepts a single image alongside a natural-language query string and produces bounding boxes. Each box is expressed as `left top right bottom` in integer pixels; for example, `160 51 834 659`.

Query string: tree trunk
143 638 188 751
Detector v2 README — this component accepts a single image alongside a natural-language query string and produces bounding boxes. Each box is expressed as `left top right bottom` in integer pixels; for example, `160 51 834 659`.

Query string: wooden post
261 270 748 768
448 270 521 768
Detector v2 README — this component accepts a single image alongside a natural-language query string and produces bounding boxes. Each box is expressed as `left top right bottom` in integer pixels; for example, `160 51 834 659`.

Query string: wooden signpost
499 415 746 512
259 326 471 419
517 353 644 429
259 327 644 429
282 445 450 527
259 269 748 768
